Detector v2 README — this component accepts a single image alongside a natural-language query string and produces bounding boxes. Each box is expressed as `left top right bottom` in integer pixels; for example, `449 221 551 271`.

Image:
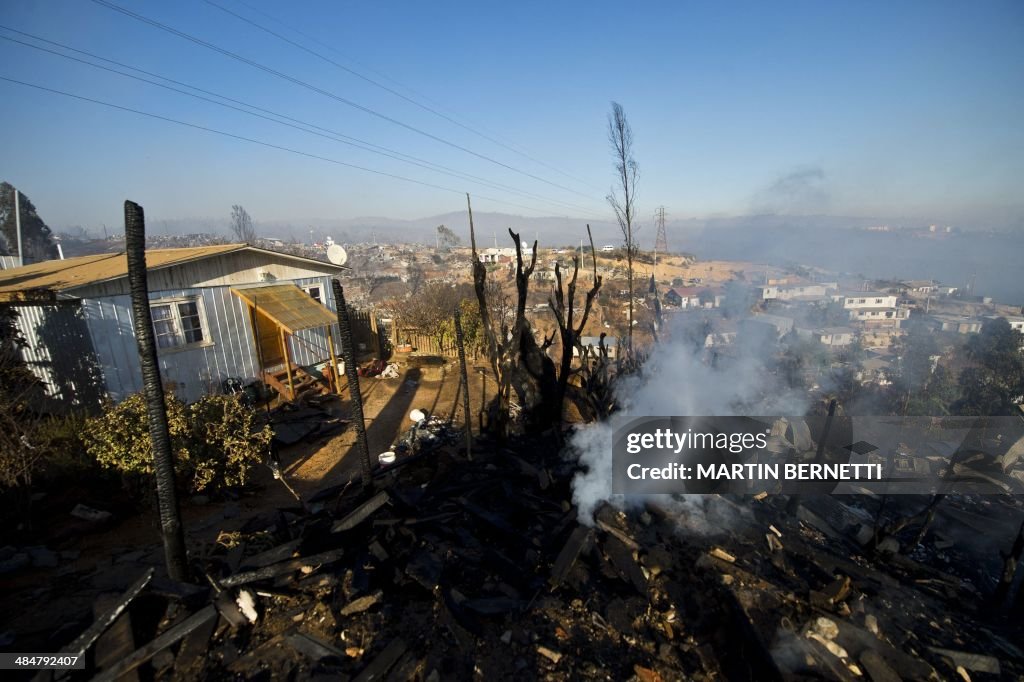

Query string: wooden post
326 327 339 394
281 328 294 400
331 280 373 490
369 312 382 358
454 307 473 460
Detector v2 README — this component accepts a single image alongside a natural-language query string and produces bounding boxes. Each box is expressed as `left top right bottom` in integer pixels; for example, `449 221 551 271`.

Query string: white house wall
81 275 341 403
82 287 260 403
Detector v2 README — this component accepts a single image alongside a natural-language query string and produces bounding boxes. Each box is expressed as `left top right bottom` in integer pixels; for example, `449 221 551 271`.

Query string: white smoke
570 313 809 527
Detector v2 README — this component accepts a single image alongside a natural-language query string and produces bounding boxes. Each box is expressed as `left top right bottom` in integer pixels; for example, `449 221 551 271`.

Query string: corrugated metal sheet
231 283 337 333
0 245 346 300
13 302 105 410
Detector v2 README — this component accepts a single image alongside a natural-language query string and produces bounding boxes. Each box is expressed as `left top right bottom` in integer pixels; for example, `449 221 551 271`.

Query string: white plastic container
378 451 396 466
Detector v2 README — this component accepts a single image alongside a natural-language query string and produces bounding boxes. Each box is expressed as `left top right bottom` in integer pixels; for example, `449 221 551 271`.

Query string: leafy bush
83 392 272 496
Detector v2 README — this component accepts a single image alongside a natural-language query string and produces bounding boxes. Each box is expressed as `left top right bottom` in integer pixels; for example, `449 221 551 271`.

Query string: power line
0 75 589 217
204 0 604 193
87 0 601 203
0 28 608 218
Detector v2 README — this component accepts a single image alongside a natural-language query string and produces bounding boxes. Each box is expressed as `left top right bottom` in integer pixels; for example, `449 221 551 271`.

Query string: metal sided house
0 244 351 409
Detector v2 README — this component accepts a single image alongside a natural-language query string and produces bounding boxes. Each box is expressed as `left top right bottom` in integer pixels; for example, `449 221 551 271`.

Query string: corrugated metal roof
0 244 345 302
0 245 245 301
231 283 337 333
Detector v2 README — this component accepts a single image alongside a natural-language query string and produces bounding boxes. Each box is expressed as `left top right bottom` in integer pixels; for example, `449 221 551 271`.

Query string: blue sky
1 0 1022 230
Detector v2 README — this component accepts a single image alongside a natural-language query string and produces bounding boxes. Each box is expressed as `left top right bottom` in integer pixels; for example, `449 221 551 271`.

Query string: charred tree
548 224 603 424
124 200 189 582
467 194 557 435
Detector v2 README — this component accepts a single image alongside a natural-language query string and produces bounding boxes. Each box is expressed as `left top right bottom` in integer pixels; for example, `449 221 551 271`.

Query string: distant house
809 327 856 347
664 286 700 308
742 313 794 340
931 314 983 335
900 280 937 295
835 292 909 328
478 245 533 263
758 282 837 301
575 335 618 361
601 245 616 252
858 355 893 386
991 315 1024 334
0 244 350 408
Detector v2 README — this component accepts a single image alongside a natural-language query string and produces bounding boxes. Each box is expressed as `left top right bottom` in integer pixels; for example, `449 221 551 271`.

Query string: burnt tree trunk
124 200 189 582
332 280 373 490
466 194 558 435
548 224 602 425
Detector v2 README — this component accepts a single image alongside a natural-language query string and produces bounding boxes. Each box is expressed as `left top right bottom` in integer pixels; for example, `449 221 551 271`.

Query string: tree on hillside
437 224 460 251
606 103 639 360
952 317 1024 416
229 204 256 244
0 182 58 263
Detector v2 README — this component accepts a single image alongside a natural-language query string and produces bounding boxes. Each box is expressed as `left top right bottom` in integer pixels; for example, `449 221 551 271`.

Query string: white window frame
302 284 324 304
150 295 212 353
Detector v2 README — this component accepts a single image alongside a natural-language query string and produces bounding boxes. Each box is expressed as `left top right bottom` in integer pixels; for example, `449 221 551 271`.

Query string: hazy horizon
2 1 1022 230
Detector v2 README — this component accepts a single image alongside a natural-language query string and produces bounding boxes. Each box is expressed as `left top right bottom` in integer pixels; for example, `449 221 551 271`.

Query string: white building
836 292 909 328
758 282 837 301
478 245 534 263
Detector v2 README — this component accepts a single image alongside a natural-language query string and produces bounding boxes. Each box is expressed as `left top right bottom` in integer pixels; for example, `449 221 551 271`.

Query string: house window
303 285 323 304
151 298 208 350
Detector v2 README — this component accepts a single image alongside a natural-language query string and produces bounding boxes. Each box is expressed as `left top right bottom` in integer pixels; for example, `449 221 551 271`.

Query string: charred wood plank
91 592 138 682
603 536 648 594
549 526 593 591
406 551 443 592
332 491 390 533
238 539 302 570
220 548 345 588
171 607 218 678
340 590 383 616
285 631 346 662
91 605 217 682
62 567 154 659
353 638 407 682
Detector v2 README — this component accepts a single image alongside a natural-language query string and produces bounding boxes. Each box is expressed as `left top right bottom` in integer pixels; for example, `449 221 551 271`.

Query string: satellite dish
327 244 348 266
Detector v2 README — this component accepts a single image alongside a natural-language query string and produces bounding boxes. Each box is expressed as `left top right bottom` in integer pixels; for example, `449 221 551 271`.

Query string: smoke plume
569 311 809 528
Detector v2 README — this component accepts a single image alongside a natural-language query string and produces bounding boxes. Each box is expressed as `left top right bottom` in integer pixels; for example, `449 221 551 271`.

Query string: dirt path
279 356 495 497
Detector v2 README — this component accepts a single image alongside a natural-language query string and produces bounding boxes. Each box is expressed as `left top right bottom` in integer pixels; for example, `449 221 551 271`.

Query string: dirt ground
0 355 497 652
278 356 495 497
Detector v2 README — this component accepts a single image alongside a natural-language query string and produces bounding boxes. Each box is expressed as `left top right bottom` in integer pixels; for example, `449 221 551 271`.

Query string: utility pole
13 188 23 266
654 206 668 268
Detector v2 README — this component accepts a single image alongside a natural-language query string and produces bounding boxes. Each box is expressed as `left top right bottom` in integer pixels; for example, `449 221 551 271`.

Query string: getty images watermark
611 416 1024 496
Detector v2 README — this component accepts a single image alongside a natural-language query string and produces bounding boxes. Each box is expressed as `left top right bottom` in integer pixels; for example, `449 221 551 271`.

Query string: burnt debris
7 432 1024 681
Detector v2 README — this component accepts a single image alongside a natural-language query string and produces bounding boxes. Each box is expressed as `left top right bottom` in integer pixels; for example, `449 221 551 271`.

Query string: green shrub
83 392 272 496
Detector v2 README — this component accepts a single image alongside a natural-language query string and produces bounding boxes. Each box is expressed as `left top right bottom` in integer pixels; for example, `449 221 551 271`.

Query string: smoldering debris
9 430 1022 681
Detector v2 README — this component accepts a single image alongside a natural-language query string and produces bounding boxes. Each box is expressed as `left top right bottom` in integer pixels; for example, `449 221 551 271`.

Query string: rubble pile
20 434 1024 681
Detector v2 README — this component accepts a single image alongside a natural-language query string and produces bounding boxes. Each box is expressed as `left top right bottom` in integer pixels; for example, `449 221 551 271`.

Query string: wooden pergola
231 284 340 401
